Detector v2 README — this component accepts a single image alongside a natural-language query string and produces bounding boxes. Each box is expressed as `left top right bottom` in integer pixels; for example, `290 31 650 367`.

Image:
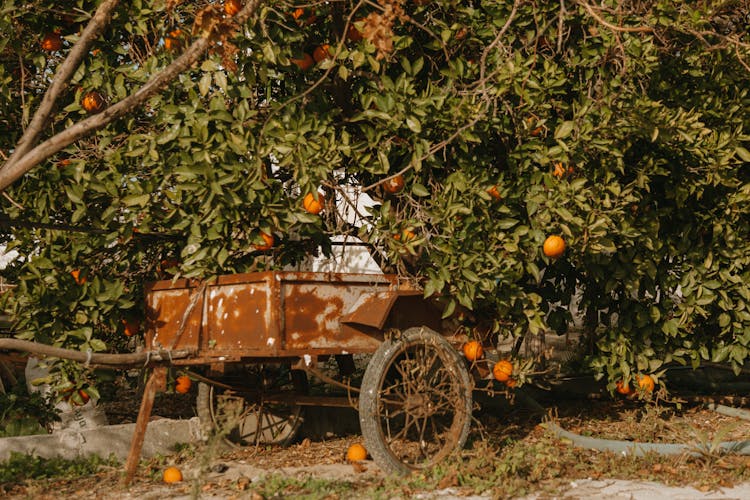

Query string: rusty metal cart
143 270 474 476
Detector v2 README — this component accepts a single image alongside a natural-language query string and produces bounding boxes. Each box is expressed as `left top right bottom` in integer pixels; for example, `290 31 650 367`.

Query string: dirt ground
6 372 750 499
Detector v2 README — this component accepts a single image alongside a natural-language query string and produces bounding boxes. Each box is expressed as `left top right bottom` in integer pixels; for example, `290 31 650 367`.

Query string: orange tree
0 0 749 394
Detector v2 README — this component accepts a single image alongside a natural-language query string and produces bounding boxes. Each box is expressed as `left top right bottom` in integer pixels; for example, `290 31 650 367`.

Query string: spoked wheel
197 365 307 447
359 327 473 475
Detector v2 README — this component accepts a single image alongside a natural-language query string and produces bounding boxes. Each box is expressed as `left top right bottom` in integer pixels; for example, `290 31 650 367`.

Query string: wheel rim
206 366 305 446
375 338 470 469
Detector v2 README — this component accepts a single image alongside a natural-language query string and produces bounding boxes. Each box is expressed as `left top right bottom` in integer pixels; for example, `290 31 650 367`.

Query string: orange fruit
291 53 314 71
254 231 274 251
383 174 405 194
552 162 566 179
290 8 316 25
347 20 364 42
175 375 192 394
159 258 179 277
346 443 368 462
303 192 324 215
487 185 501 200
506 378 517 388
71 269 86 285
78 389 90 404
41 32 63 52
393 228 416 242
462 340 484 361
313 44 332 63
163 466 183 483
615 380 632 395
543 235 566 259
637 374 655 393
493 360 513 382
70 389 90 406
164 29 182 51
81 91 105 114
122 318 140 337
224 0 241 16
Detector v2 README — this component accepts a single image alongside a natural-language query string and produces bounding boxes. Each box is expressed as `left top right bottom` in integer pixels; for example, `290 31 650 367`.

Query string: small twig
735 44 750 73
2 192 24 210
578 1 653 34
557 0 566 53
478 0 520 95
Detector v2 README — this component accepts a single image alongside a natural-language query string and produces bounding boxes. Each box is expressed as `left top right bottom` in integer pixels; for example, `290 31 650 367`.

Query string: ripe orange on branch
347 20 364 42
487 185 501 200
290 8 317 26
41 32 63 52
81 91 105 114
303 192 324 214
543 235 566 259
122 318 140 337
615 380 632 395
164 29 182 51
462 340 484 361
393 228 416 242
291 53 314 71
224 0 242 17
383 174 405 194
493 360 513 382
175 375 192 394
69 389 90 406
552 162 566 179
254 231 274 251
637 374 655 393
71 269 86 285
313 44 332 63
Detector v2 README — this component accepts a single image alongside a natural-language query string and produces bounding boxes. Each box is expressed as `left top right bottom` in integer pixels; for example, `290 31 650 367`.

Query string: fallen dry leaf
236 476 251 491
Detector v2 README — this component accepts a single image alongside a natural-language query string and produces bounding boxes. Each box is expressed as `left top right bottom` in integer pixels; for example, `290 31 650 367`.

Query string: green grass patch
0 451 119 485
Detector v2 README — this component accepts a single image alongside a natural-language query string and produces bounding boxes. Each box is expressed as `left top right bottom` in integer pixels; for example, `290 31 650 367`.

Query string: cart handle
0 337 194 366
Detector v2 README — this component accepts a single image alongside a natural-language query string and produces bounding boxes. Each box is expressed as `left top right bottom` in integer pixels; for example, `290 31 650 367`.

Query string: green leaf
554 121 575 140
121 194 150 207
441 299 456 319
735 146 750 162
411 183 429 197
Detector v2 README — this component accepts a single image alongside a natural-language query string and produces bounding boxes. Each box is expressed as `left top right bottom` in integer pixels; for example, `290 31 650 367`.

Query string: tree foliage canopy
1 0 750 392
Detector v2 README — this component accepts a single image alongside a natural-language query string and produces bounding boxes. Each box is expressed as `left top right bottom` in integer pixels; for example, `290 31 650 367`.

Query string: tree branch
0 0 263 193
4 0 120 171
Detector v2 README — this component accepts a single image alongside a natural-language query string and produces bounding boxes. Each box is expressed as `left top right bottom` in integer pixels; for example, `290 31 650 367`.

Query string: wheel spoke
202 365 305 447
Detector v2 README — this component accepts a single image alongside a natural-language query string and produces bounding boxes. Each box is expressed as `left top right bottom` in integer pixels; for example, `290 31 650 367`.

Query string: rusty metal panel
204 275 277 353
281 274 399 352
340 292 398 330
145 281 203 351
145 271 438 359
